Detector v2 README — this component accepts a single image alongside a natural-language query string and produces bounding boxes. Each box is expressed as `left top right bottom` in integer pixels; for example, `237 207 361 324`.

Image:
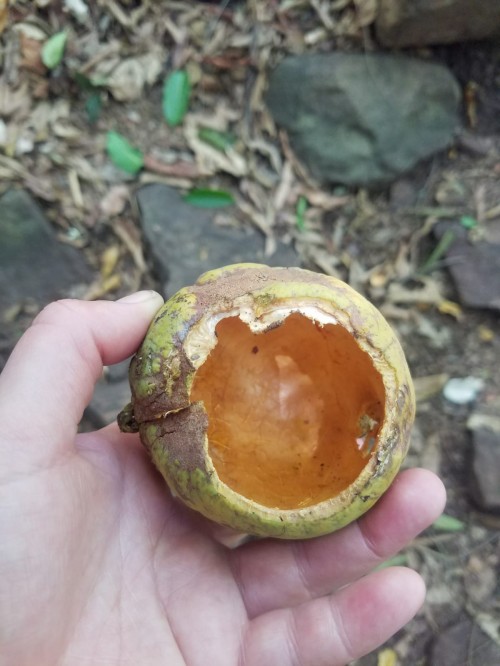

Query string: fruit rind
121 264 415 539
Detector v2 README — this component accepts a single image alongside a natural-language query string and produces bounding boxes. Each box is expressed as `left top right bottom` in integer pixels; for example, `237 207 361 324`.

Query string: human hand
0 294 446 666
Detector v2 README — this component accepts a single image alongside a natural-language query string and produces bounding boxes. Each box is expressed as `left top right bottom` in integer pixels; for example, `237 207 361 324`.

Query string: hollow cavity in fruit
118 264 415 540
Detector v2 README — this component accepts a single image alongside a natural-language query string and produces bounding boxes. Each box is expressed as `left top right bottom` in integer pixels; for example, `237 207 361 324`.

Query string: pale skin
0 292 446 666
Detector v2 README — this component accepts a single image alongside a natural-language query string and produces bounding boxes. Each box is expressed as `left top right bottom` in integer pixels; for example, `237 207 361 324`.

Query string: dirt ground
1 2 500 664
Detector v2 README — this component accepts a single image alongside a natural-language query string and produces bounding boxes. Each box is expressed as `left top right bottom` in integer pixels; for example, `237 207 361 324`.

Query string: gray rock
434 221 500 311
136 184 300 297
0 189 93 371
0 189 93 316
265 53 461 187
377 0 500 48
468 415 500 512
430 619 500 666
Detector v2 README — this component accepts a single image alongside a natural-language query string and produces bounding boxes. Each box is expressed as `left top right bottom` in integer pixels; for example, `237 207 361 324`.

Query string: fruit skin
119 264 415 539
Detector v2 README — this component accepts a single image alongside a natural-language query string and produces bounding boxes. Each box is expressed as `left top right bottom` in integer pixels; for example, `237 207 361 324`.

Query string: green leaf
183 188 234 208
106 131 144 174
376 554 409 571
460 215 478 229
42 31 68 69
198 127 236 152
296 196 308 232
85 93 102 125
432 514 466 532
419 228 455 274
162 70 191 127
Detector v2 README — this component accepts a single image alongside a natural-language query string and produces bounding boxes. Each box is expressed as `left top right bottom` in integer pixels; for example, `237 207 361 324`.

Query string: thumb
0 291 163 470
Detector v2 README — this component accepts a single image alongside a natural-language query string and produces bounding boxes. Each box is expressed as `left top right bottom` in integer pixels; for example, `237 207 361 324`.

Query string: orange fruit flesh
190 313 386 510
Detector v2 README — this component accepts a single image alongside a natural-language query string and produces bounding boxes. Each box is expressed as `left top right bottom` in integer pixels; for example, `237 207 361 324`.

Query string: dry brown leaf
19 33 45 74
99 185 129 217
111 217 146 273
0 0 8 35
470 612 500 648
419 433 441 475
84 273 122 301
100 245 121 279
106 50 164 101
273 161 294 211
68 169 84 209
377 648 398 666
414 374 449 403
353 0 377 27
143 155 203 179
0 81 31 119
184 114 247 178
388 278 443 306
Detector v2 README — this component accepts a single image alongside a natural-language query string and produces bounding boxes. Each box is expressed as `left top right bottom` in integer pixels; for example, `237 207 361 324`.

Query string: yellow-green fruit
118 264 415 539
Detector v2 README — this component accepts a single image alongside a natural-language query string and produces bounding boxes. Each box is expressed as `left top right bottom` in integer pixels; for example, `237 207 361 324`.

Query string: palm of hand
7 428 251 665
0 297 445 666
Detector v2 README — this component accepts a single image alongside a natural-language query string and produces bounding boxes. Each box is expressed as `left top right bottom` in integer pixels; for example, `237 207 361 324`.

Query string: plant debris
2 2 500 664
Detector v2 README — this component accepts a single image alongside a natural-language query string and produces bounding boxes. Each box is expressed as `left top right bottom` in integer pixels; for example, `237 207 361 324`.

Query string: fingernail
118 291 164 306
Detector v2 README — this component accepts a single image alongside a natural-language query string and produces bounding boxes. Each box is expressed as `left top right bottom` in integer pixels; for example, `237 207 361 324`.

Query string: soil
1 2 500 664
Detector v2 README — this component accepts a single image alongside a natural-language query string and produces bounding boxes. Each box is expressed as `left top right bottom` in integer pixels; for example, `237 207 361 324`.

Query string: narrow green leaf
419 228 455 274
183 188 234 208
162 70 191 127
198 127 236 152
296 196 308 232
432 514 466 532
42 31 67 69
85 93 102 125
376 554 409 571
106 131 144 174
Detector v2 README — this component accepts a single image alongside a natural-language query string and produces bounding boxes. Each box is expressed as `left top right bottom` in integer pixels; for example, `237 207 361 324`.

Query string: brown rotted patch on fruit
142 401 210 474
192 265 316 311
130 348 195 424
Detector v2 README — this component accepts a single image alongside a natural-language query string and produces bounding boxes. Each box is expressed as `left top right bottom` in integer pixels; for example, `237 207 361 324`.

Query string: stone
0 189 93 368
468 414 500 513
377 0 500 48
434 220 500 311
136 184 300 297
430 619 500 666
265 54 460 187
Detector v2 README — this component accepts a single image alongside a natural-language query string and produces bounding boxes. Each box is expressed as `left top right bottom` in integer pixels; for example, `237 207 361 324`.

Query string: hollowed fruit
118 264 415 539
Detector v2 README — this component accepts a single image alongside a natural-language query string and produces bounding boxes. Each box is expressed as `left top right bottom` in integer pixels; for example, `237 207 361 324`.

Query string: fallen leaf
143 155 201 179
295 195 307 231
183 188 235 208
388 278 443 306
19 33 45 74
106 51 164 102
467 413 500 434
0 0 7 35
111 217 146 273
42 31 68 69
100 245 120 279
438 299 463 320
106 131 144 174
478 325 495 342
99 185 129 217
162 70 191 127
198 126 236 152
414 374 449 402
432 514 466 532
377 647 398 666
353 0 377 27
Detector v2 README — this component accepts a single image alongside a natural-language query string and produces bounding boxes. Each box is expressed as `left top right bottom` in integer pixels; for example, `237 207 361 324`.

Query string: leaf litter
2 2 500 664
